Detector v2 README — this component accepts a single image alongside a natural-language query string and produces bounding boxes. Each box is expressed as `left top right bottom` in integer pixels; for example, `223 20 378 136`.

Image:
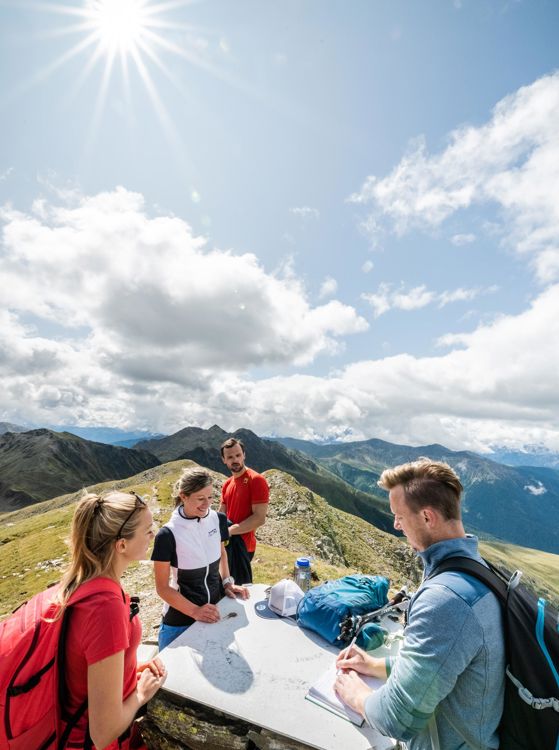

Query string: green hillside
137 425 395 533
0 428 160 512
2 460 558 621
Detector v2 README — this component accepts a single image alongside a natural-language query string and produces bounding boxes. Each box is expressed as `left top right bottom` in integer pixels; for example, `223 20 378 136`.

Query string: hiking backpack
0 577 125 750
296 574 390 649
431 556 559 750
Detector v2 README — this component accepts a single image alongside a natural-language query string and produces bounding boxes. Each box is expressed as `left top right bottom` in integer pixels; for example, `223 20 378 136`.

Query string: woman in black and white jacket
152 467 249 650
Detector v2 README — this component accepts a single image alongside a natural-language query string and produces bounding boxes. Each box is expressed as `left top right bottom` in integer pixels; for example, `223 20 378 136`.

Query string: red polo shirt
221 467 269 552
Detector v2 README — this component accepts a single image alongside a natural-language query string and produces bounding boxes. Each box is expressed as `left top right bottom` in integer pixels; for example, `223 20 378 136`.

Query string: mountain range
136 425 394 533
485 445 559 469
273 436 559 554
2 458 558 622
2 422 558 554
0 429 160 512
0 422 164 446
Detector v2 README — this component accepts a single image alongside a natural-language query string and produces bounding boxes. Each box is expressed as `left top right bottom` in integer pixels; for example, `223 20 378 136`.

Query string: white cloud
319 276 338 299
289 206 320 219
350 73 559 282
0 167 13 181
362 282 495 318
524 482 547 496
1 190 558 450
213 283 559 451
451 233 476 246
0 188 369 426
362 259 374 273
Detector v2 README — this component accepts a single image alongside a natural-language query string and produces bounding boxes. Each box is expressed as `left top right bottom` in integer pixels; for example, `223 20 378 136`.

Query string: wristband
222 576 235 587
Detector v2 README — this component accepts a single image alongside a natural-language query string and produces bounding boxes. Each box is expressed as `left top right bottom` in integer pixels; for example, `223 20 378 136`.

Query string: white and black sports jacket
151 506 229 626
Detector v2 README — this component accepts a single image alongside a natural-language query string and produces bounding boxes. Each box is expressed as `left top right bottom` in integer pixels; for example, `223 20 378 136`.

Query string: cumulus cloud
349 72 559 282
4 75 559 453
0 188 368 426
318 276 338 299
289 206 320 219
362 282 496 318
2 195 558 449
362 259 374 273
207 283 559 451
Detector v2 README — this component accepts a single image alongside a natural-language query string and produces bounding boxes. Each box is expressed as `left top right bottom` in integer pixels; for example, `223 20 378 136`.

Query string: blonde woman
152 467 249 650
58 491 167 749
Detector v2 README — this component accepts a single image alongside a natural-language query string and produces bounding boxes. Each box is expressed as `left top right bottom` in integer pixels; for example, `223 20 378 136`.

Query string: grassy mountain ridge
2 459 558 622
0 429 160 512
137 425 395 533
274 436 559 554
0 422 27 435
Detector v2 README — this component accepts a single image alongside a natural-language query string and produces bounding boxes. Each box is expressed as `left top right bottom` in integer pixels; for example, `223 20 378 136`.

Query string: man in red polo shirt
219 437 269 583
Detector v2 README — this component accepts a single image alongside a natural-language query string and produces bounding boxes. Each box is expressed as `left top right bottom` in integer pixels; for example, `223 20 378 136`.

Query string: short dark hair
220 437 245 458
378 457 463 521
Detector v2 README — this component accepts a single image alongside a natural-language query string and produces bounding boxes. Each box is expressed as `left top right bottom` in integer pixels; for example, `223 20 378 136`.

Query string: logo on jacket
208 528 218 536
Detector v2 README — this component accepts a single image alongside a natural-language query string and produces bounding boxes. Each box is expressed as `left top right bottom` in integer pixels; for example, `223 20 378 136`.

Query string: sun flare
90 0 148 55
28 0 236 149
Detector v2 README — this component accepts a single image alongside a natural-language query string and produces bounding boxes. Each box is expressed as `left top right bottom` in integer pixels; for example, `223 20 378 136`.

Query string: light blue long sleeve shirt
364 536 505 750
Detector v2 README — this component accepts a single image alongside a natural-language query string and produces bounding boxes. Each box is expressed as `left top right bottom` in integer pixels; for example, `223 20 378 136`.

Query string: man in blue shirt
335 458 505 750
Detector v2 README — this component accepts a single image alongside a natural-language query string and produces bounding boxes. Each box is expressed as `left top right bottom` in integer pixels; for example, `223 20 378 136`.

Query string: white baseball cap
254 579 305 619
269 579 305 617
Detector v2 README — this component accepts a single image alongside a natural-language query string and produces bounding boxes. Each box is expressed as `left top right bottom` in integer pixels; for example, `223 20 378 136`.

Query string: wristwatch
222 576 235 587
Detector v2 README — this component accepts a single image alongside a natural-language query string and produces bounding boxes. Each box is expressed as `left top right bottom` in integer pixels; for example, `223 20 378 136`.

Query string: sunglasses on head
92 492 147 553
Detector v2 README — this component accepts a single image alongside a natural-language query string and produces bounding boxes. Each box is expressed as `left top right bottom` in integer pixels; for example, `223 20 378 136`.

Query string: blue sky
0 0 558 451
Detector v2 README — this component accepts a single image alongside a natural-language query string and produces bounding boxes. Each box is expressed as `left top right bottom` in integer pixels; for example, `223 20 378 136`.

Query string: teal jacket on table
364 536 505 750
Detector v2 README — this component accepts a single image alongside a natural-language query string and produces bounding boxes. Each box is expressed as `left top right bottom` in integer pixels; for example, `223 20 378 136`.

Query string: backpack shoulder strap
429 556 509 605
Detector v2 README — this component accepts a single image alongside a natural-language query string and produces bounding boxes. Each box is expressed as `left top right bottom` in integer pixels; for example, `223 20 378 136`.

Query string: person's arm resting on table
153 559 220 623
335 645 389 715
339 586 483 742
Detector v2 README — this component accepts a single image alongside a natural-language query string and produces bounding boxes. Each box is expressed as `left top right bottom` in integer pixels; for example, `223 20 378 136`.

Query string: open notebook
305 662 384 726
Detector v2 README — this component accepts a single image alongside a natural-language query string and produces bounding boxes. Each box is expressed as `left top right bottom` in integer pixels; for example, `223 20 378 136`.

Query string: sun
89 0 149 55
23 0 239 149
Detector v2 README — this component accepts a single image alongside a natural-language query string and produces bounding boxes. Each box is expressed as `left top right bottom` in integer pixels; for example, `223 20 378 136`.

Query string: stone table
141 583 401 750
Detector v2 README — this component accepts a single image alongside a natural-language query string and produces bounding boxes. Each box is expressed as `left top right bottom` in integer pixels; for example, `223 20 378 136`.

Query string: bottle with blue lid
293 556 312 593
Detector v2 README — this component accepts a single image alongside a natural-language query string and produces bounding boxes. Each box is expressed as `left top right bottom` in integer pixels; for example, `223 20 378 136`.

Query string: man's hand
224 583 250 600
194 603 221 623
228 523 241 536
334 670 373 716
336 644 387 679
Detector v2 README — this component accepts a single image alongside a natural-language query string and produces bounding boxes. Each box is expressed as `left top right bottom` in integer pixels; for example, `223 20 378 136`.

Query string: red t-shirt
64 580 141 745
221 467 269 553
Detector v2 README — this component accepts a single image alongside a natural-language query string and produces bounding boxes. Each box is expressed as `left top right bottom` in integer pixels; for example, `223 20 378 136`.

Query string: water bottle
293 557 312 593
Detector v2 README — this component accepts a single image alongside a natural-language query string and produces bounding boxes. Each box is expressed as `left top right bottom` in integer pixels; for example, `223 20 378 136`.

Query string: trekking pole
337 586 410 645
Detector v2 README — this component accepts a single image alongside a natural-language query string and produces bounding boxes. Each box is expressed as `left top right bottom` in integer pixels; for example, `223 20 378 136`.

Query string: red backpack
0 577 124 750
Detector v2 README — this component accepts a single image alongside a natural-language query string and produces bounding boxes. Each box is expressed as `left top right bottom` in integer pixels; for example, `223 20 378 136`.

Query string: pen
336 632 359 675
